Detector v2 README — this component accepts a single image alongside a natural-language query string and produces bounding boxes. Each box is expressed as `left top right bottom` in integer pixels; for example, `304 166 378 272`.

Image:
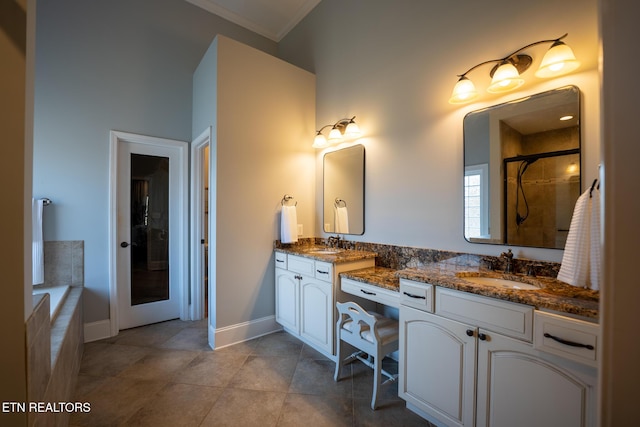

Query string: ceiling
185 0 321 42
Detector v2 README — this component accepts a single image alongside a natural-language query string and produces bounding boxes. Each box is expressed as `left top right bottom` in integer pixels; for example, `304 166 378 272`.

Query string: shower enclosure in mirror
323 144 365 235
463 86 581 249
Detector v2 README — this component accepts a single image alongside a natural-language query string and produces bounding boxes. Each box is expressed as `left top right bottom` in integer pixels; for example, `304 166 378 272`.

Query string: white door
111 131 188 331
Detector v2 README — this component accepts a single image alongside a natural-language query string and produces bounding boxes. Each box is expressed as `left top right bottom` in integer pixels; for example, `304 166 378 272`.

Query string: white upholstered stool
334 301 399 410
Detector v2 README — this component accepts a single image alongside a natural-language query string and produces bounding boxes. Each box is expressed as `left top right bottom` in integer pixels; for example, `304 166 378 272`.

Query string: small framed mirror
323 144 365 235
463 85 581 249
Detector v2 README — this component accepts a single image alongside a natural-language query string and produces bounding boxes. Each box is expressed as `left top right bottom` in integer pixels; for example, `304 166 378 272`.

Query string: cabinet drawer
435 287 533 342
534 311 599 367
274 252 287 269
314 261 333 282
342 278 399 308
399 279 434 313
287 255 315 276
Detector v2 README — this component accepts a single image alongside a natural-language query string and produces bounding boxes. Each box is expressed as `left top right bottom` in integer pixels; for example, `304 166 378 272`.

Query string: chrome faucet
327 235 341 248
500 249 514 273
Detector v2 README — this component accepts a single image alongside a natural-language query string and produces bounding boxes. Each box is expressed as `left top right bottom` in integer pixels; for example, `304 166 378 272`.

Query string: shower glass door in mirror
463 86 581 249
130 154 170 305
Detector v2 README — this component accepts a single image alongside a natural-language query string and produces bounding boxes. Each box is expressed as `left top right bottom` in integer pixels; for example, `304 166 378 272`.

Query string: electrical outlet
297 224 303 236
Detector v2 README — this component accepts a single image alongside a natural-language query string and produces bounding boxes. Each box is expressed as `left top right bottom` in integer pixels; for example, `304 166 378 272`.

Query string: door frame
189 127 212 320
108 130 189 336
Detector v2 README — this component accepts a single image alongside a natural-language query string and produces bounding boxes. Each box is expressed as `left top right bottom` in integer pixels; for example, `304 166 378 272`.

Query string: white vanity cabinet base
399 279 597 427
275 253 374 359
399 305 476 427
477 330 598 427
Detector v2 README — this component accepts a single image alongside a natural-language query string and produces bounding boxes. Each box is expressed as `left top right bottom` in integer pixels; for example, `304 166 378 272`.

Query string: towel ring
282 194 297 206
334 198 347 208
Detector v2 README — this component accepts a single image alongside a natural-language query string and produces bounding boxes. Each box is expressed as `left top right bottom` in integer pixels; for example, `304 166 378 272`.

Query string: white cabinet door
275 268 299 333
399 305 476 427
476 330 597 427
300 276 333 354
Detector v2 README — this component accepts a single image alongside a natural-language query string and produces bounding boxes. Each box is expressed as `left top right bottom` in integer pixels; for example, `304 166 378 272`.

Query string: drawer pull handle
543 333 594 350
295 275 303 280
403 291 426 300
317 269 329 275
360 289 376 296
276 259 284 263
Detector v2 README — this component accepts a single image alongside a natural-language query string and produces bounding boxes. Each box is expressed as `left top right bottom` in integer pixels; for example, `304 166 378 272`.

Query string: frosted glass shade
328 127 343 141
449 76 479 104
487 62 524 93
313 133 327 148
535 41 580 78
344 121 361 138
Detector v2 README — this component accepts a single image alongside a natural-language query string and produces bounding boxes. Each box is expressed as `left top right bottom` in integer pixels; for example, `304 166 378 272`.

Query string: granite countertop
275 245 377 264
340 263 600 320
340 267 400 292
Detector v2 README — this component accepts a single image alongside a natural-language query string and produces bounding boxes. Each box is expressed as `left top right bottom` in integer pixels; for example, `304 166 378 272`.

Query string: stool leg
371 355 382 410
334 335 343 382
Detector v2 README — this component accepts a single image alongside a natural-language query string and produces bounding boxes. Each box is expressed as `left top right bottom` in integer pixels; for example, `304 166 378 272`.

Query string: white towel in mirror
32 198 44 285
334 206 349 234
281 205 298 244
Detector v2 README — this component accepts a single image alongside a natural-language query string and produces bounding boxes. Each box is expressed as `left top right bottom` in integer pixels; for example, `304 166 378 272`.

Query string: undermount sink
308 248 343 254
458 275 540 290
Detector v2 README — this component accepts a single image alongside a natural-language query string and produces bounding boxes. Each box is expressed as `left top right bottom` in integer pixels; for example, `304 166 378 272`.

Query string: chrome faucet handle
500 249 514 273
500 249 514 260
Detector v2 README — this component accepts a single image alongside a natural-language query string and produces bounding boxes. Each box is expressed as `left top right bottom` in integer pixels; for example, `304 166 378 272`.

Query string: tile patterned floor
71 319 433 426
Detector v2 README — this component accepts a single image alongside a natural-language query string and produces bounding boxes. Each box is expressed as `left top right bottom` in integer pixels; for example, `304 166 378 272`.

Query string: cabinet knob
466 329 474 337
478 333 488 341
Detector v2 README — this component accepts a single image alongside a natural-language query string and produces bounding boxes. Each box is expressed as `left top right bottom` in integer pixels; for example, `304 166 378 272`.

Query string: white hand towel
281 205 298 244
589 188 601 290
334 206 349 234
32 198 45 285
557 189 591 287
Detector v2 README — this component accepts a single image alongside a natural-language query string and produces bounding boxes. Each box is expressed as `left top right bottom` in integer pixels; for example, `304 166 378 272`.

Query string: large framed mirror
463 85 581 249
323 144 365 235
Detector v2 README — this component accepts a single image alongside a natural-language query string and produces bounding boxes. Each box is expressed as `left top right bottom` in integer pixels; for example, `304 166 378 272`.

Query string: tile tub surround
43 240 84 286
26 287 84 426
32 284 71 322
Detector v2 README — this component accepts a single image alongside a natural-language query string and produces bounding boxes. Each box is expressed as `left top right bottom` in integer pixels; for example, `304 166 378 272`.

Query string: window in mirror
464 164 489 239
463 85 581 249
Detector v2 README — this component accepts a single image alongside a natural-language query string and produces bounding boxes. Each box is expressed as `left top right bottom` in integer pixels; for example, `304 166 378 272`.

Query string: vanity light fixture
313 116 361 148
449 34 580 104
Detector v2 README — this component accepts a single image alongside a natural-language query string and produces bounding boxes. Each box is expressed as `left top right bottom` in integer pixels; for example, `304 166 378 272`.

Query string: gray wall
278 0 601 263
193 36 316 334
33 0 276 323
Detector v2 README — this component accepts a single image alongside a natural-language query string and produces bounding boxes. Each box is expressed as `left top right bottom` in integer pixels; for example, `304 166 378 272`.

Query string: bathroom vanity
274 246 376 358
276 241 599 426
398 277 598 427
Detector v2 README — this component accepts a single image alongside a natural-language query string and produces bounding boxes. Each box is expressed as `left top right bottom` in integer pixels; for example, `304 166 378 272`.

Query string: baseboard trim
83 319 112 343
214 315 282 349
